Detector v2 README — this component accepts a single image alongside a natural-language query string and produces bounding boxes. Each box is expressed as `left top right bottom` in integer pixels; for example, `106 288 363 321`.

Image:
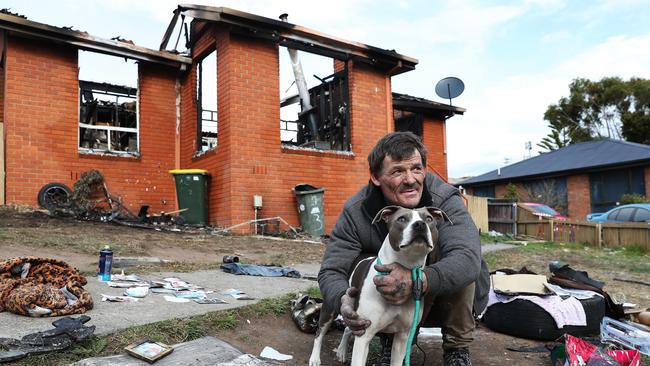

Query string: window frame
195 49 218 153
78 80 139 156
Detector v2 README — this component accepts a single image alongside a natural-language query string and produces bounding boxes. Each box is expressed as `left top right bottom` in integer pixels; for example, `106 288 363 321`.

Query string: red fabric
565 335 642 366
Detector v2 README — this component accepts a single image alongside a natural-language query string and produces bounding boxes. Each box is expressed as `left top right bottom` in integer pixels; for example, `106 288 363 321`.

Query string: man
318 131 489 366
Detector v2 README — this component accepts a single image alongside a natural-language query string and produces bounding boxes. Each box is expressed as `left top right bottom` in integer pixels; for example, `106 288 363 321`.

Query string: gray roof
460 139 650 186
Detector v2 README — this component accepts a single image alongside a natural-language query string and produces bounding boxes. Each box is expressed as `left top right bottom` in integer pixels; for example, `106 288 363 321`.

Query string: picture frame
124 340 174 363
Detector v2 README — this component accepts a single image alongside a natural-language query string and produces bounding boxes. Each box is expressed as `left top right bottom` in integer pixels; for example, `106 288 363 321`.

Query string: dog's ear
372 205 401 225
425 207 453 225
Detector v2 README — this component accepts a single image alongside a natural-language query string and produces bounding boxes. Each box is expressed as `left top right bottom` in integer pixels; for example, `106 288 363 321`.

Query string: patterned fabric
0 257 93 317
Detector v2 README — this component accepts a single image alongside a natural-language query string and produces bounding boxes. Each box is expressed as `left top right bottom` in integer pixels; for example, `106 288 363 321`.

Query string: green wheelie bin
170 169 209 225
292 183 326 236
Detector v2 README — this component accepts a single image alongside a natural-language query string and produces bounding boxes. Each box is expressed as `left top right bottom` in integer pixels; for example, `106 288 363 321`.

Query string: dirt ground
1 206 647 365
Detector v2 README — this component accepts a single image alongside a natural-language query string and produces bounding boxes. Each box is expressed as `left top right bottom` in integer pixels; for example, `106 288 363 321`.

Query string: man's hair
367 131 428 176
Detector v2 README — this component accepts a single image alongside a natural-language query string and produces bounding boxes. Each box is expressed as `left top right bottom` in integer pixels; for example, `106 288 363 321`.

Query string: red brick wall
180 25 234 226
495 183 506 198
0 60 4 124
567 174 591 219
3 36 177 212
180 26 397 232
422 116 448 181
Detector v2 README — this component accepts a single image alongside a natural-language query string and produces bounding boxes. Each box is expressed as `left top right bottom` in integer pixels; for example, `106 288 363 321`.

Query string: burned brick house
0 5 463 232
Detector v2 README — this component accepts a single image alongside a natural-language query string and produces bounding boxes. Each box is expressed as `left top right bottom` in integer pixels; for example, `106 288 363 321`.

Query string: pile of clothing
0 257 93 317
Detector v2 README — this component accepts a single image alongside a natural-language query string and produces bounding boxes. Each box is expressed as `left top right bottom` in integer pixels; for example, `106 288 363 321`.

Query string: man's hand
373 262 412 304
340 287 371 336
373 262 427 305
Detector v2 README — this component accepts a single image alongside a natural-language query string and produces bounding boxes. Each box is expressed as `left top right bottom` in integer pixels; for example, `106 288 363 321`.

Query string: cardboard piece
491 274 551 295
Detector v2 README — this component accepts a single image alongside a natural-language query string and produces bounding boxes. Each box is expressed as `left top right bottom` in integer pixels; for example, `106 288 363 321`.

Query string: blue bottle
98 246 113 282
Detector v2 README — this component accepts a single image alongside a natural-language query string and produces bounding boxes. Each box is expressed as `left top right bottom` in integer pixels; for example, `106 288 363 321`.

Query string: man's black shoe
443 348 472 366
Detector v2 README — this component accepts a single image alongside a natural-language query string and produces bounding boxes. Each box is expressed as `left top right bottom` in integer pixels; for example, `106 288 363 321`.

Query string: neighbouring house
458 139 650 220
0 5 463 233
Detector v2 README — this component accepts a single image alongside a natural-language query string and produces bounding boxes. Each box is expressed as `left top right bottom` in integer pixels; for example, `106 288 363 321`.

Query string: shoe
443 348 472 366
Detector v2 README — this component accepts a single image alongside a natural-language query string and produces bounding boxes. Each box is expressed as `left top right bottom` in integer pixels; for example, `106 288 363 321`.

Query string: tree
503 183 519 201
536 123 570 152
539 77 650 152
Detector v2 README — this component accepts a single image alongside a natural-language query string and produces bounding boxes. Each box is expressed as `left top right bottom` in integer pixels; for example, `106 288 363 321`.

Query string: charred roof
161 5 418 76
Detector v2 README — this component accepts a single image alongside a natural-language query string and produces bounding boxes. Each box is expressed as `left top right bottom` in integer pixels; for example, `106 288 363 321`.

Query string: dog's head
372 206 449 255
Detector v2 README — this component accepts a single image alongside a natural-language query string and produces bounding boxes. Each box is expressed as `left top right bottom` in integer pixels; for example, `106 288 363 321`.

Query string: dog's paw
335 347 347 363
308 355 321 366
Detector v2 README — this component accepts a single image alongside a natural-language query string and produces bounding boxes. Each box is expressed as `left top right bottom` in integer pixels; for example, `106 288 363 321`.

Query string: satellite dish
435 77 465 104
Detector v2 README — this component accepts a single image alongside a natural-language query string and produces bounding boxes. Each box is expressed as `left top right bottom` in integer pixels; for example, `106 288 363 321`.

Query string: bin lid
169 169 209 175
293 183 325 195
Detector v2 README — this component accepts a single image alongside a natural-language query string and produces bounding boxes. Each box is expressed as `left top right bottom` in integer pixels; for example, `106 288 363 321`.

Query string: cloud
446 33 650 178
556 35 650 80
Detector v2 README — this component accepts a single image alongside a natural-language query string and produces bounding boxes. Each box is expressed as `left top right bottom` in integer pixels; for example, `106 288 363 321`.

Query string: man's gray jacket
318 172 489 316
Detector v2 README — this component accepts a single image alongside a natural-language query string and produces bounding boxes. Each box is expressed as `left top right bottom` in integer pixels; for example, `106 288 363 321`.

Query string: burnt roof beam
0 13 191 68
167 5 417 76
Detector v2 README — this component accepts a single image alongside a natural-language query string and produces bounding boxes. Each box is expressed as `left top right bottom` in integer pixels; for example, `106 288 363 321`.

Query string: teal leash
374 258 423 366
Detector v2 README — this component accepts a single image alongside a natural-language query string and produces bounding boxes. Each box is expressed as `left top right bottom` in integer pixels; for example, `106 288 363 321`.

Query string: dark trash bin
169 169 209 225
292 183 325 236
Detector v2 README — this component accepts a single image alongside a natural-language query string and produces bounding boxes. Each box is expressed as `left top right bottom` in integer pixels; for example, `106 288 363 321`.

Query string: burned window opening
394 111 423 137
78 80 138 155
280 70 350 151
196 50 217 152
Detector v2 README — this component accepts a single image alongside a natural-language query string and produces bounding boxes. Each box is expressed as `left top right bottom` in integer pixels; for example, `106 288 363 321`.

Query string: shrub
503 183 519 201
619 193 647 204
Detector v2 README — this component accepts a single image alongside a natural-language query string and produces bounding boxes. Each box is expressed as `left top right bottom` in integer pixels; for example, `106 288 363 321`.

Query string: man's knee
421 282 475 328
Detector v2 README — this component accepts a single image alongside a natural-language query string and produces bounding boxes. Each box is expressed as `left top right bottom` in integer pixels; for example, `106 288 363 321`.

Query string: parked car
586 203 650 223
519 202 568 220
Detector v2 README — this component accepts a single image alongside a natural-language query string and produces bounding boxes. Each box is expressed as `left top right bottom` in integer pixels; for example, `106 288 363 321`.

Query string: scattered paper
194 298 227 304
101 294 138 302
111 271 142 282
175 290 207 300
107 281 150 288
260 346 292 361
222 288 254 300
124 286 149 298
164 295 190 303
150 288 176 294
222 288 244 296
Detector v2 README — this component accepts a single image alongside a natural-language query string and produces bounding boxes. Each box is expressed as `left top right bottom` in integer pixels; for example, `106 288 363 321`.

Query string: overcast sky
4 0 649 178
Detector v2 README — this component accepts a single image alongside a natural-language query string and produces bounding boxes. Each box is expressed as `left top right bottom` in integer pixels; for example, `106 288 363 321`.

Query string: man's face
370 149 425 208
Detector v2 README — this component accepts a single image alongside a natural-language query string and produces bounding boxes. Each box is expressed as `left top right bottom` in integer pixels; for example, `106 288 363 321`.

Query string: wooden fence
517 219 650 250
464 195 649 249
464 195 488 233
487 199 517 235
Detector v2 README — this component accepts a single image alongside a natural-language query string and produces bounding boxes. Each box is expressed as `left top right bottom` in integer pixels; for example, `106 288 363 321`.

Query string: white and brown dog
309 205 448 366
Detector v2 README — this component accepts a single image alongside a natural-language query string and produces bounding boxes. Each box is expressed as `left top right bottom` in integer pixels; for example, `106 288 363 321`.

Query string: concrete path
0 264 321 340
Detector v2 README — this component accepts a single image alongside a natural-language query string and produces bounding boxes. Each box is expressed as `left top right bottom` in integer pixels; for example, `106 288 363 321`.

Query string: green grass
479 232 503 244
483 239 650 274
305 286 321 298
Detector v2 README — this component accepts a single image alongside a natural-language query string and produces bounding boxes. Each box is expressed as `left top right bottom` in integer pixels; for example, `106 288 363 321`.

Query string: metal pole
279 13 319 141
